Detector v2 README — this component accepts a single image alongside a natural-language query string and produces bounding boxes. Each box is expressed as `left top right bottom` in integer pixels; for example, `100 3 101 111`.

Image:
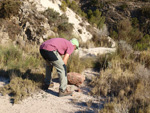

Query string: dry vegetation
0 1 150 111
67 53 95 73
0 76 37 104
90 43 150 112
0 44 96 103
42 8 73 39
0 0 21 18
0 44 44 103
0 44 43 70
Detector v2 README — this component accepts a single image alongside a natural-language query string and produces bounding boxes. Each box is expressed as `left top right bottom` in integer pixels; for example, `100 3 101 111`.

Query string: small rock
67 72 85 87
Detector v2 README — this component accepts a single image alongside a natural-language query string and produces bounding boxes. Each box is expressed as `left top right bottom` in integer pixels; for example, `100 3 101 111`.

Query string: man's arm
63 53 70 65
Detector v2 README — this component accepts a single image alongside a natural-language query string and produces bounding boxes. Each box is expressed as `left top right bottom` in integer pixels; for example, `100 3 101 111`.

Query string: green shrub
110 30 118 39
58 31 77 41
140 5 150 18
119 3 128 11
77 8 87 18
58 22 73 33
60 1 67 12
87 9 105 29
0 44 44 103
0 0 21 18
63 0 79 12
134 34 150 51
43 8 73 35
42 8 60 26
65 0 70 5
0 45 22 66
68 1 78 12
0 45 42 70
131 17 139 28
134 42 149 51
0 76 37 104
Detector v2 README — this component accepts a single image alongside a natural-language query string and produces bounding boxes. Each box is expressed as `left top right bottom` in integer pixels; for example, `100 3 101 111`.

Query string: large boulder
67 72 85 87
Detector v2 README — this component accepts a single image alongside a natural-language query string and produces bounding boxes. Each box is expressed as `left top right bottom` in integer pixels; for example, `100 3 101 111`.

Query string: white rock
39 38 44 44
78 47 116 58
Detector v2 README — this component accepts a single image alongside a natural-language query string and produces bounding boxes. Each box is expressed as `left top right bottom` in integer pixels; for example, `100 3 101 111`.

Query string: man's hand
63 53 70 65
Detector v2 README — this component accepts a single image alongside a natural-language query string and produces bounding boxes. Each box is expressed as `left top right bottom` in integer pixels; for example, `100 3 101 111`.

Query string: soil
0 69 104 113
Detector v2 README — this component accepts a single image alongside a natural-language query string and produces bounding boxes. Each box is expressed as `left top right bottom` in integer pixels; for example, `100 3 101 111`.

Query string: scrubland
0 0 149 112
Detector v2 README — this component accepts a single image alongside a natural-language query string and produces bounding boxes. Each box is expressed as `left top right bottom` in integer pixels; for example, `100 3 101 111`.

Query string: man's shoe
59 89 73 97
42 82 54 90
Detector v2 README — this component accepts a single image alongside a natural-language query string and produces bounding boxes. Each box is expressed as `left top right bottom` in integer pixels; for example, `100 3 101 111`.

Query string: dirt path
0 69 103 113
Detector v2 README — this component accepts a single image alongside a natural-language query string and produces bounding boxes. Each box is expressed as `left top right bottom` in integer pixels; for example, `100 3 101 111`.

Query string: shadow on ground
0 69 44 83
46 89 58 97
74 101 104 113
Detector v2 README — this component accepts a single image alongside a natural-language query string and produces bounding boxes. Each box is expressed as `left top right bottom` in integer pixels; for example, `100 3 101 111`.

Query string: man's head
70 38 79 50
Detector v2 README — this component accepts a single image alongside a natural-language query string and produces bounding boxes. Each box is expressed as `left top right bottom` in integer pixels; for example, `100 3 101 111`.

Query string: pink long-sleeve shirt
40 38 74 55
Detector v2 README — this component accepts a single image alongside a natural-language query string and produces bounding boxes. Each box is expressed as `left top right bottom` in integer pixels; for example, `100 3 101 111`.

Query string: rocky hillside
79 1 150 51
101 2 150 34
80 0 150 34
0 0 105 44
0 0 118 58
0 1 150 112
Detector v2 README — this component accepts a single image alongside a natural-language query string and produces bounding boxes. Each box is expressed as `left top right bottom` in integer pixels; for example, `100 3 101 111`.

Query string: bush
43 8 73 35
90 50 150 112
135 50 150 69
87 9 105 29
94 53 115 70
91 35 112 47
0 19 22 40
140 5 150 18
0 45 22 67
0 44 44 103
134 34 150 51
0 45 43 70
79 40 94 49
58 22 73 33
68 1 78 12
77 8 87 18
117 40 134 59
42 8 60 26
119 3 128 11
67 53 95 73
61 0 87 19
0 0 21 18
110 30 118 39
0 76 37 104
63 0 78 12
60 1 67 12
67 53 85 73
116 19 143 45
131 17 139 28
